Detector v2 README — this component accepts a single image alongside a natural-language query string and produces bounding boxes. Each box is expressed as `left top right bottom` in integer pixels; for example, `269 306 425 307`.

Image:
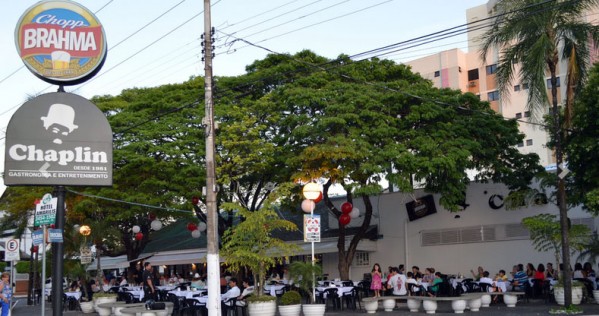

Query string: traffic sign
5 239 20 261
34 193 57 226
32 230 44 246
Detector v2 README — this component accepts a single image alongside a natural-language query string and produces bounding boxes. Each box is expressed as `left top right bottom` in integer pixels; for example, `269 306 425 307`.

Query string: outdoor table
65 291 82 300
168 289 205 299
315 286 353 298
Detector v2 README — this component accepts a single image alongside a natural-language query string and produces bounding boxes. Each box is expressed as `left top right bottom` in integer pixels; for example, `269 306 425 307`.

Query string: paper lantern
349 207 360 219
191 229 201 238
135 232 144 241
151 220 162 231
187 222 198 232
303 183 322 200
339 214 351 226
198 222 207 232
341 202 353 214
192 196 200 205
313 192 323 203
301 199 315 213
132 225 141 233
79 225 91 236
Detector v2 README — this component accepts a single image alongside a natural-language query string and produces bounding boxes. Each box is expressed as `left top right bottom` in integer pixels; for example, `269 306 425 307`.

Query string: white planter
503 294 518 307
554 287 583 306
422 300 437 314
278 304 301 316
407 299 421 312
480 294 491 307
93 296 117 316
364 300 378 314
593 290 599 303
382 298 396 311
451 299 467 313
248 300 277 316
468 297 482 312
302 304 326 316
80 301 94 313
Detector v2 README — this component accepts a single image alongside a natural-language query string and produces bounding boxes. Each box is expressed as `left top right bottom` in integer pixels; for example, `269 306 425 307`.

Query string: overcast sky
0 0 487 194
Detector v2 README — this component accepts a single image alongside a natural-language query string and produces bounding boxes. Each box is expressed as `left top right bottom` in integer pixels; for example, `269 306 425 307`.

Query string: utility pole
203 1 221 315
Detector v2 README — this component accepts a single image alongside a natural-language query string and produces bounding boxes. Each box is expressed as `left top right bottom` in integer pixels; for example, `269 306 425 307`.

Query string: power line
67 189 193 214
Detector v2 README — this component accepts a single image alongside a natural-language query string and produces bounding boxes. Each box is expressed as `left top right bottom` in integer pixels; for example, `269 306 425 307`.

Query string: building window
434 71 440 77
486 64 498 75
514 85 520 91
468 69 479 81
523 83 529 90
517 142 524 147
354 252 370 266
526 139 533 146
547 77 561 88
488 90 500 101
524 111 531 118
515 113 522 119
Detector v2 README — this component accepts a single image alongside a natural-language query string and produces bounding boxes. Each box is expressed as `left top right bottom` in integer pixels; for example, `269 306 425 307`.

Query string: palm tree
481 0 599 306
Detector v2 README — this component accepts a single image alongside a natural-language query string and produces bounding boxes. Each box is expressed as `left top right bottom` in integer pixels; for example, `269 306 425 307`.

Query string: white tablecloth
315 286 353 298
263 284 285 296
65 291 81 300
168 289 205 299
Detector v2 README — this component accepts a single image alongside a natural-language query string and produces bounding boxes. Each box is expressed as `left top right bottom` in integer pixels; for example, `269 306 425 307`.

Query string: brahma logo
14 0 107 85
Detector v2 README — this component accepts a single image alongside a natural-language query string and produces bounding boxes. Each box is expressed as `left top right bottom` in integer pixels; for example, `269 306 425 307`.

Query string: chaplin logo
4 92 113 186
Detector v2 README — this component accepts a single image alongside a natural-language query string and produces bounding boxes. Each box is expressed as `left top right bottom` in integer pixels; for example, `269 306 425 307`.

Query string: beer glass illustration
51 51 70 70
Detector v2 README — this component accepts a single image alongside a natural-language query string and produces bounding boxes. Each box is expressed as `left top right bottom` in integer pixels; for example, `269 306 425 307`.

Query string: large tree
481 0 599 305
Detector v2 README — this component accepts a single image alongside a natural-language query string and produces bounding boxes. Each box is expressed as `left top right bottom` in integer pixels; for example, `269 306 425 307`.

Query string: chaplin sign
4 92 113 186
14 0 107 85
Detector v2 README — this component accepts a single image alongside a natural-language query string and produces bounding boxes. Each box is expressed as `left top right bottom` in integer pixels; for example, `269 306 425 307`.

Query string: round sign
6 239 19 252
14 0 108 85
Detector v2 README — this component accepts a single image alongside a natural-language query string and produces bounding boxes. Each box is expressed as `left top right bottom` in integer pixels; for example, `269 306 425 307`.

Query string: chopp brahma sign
4 92 113 186
14 0 107 85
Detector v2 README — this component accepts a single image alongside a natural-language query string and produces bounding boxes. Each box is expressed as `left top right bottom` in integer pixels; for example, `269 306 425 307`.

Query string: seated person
471 266 484 281
534 264 546 280
191 273 205 289
69 281 80 292
479 271 495 292
387 267 407 296
412 266 423 280
119 276 128 286
236 278 255 307
511 264 528 291
405 272 422 295
222 278 241 315
495 270 508 282
427 272 443 297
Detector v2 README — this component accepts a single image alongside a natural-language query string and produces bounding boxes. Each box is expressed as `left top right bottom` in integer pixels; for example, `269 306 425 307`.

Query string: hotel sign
14 0 107 85
4 92 113 186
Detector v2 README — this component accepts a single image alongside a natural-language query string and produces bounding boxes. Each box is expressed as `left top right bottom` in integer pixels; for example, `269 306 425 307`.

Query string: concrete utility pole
203 1 221 315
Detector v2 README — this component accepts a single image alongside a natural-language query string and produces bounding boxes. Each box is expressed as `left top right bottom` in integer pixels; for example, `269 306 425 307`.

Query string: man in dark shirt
142 262 156 301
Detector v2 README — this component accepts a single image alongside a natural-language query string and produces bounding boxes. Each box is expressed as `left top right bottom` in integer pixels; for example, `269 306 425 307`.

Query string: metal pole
51 186 65 316
311 204 315 303
203 1 221 315
41 226 47 316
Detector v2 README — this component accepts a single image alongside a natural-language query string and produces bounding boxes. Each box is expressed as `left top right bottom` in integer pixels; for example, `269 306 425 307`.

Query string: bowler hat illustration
41 103 79 132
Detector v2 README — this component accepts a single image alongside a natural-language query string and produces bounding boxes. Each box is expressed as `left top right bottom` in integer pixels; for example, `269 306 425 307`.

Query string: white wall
323 181 594 280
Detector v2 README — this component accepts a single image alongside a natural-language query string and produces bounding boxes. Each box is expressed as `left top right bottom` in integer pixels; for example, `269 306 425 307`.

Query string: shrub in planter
247 295 277 303
280 291 301 306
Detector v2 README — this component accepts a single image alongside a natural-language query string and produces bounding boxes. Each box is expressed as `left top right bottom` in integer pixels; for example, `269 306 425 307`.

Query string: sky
0 0 488 194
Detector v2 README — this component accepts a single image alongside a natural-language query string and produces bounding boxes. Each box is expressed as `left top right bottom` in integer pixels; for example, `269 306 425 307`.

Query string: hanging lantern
148 213 156 220
79 225 91 236
339 214 351 226
191 229 201 238
132 225 141 233
135 232 144 241
187 222 198 232
313 192 323 204
341 202 353 214
197 222 207 232
303 183 322 200
301 199 315 213
349 207 360 219
151 219 162 231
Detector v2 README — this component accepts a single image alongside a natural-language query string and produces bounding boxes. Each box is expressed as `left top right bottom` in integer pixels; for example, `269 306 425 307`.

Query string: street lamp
79 225 91 236
302 182 322 303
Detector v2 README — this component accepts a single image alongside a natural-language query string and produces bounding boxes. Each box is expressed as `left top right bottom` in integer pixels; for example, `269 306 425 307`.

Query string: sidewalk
10 296 599 315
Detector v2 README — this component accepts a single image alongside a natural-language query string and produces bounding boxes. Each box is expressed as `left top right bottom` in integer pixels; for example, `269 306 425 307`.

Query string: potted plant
221 184 300 316
279 291 302 316
92 292 117 316
554 280 584 306
289 261 325 316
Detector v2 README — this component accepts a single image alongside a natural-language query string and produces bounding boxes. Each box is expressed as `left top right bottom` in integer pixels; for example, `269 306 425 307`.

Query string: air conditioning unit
468 81 477 87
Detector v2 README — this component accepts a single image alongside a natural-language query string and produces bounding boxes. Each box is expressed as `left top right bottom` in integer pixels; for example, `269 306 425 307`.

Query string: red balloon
49 224 56 229
191 196 200 205
34 199 41 205
339 214 351 226
313 192 323 203
341 202 353 214
135 232 144 241
187 222 198 232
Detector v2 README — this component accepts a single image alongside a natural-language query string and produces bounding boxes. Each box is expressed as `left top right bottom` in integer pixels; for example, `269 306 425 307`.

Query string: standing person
142 262 156 301
0 273 12 316
370 263 383 297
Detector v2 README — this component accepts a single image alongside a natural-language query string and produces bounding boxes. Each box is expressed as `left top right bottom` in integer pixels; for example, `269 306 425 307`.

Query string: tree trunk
549 59 572 306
